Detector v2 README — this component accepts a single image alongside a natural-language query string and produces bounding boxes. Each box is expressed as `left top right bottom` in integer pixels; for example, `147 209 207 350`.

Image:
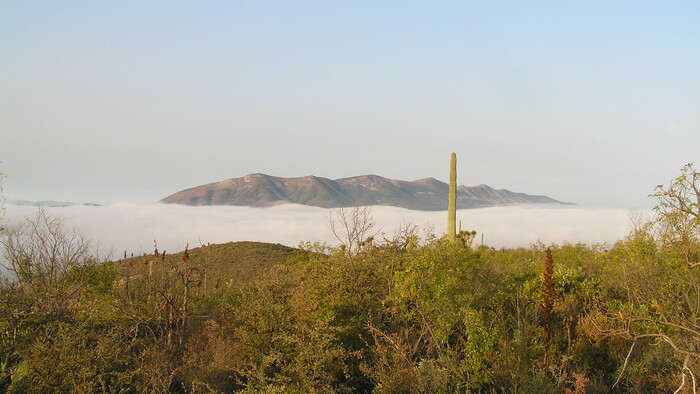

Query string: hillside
117 241 298 286
160 173 568 210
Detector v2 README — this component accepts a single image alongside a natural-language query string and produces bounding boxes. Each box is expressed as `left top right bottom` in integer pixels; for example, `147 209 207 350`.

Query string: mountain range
160 174 569 211
10 200 101 207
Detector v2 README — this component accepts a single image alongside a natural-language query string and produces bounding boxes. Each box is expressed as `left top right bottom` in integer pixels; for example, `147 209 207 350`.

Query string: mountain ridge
160 173 570 211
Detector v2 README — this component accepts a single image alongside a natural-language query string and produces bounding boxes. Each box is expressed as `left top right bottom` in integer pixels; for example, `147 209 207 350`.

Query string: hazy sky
1 2 698 208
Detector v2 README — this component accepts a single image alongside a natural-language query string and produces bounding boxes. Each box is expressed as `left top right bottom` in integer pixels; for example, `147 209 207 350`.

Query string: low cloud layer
3 203 651 257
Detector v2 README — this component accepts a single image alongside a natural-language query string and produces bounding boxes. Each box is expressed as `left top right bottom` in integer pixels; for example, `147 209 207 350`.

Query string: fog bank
3 203 649 256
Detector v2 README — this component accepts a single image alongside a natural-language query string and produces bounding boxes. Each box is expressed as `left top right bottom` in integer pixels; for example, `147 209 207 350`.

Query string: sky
1 2 699 208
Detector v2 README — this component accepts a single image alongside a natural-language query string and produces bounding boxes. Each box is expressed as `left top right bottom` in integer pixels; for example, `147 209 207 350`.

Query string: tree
0 208 98 312
327 206 378 256
0 209 117 391
651 163 700 265
595 164 700 392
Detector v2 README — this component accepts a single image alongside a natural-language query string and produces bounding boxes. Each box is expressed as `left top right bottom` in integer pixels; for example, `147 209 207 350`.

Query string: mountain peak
160 174 570 210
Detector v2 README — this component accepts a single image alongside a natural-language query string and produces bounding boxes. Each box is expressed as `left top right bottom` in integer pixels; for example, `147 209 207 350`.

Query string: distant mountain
160 174 569 211
8 200 100 208
10 200 100 207
11 200 75 207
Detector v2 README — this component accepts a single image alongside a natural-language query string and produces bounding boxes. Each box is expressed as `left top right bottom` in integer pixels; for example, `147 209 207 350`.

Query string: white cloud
2 203 649 257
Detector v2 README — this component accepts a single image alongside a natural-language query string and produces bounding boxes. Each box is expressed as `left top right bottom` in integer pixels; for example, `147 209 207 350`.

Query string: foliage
651 163 700 265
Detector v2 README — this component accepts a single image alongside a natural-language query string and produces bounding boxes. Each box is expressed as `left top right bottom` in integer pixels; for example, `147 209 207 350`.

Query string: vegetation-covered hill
160 173 567 210
118 241 298 286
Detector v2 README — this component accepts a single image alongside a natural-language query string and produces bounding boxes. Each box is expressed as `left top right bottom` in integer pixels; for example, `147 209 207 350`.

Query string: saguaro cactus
447 152 457 242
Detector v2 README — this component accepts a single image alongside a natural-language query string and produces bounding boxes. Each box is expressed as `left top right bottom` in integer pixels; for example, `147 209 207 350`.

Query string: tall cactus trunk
447 152 457 242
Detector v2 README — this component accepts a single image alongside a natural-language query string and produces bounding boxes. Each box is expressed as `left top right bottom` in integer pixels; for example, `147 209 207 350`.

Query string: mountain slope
160 173 569 210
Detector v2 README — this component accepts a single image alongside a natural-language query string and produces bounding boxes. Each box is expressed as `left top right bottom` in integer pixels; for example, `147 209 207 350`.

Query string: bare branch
327 206 379 256
612 340 636 389
0 208 98 310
